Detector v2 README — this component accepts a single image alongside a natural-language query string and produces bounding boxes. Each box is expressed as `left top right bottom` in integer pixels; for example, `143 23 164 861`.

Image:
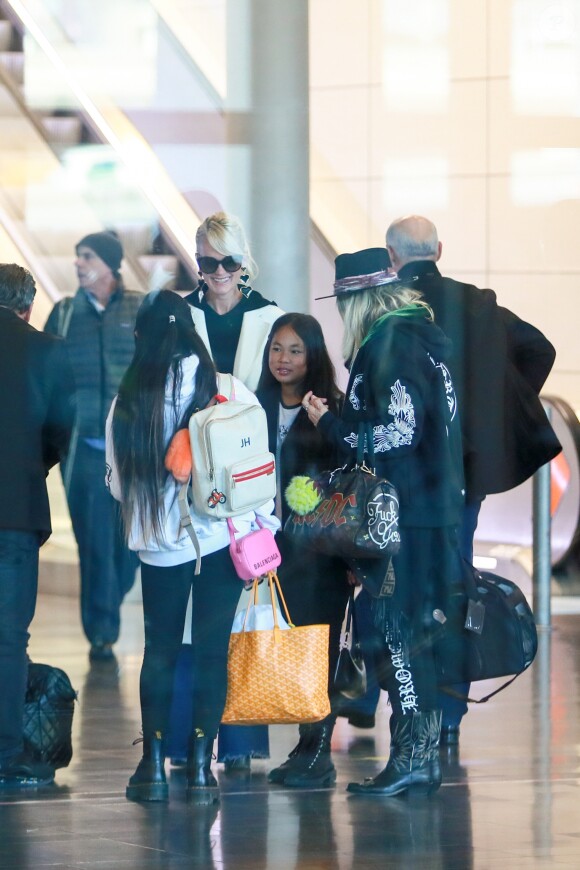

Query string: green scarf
361 303 427 347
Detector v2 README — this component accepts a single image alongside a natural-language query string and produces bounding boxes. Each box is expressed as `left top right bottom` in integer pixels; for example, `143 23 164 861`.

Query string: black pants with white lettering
64 440 137 645
373 526 459 718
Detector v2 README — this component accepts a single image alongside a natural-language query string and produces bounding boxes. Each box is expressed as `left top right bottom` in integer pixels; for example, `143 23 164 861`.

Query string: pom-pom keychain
285 475 322 516
165 429 192 483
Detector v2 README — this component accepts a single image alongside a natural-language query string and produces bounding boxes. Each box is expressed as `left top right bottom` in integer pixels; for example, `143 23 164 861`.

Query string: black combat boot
283 716 337 788
347 709 442 797
268 723 316 784
0 750 54 787
126 732 168 802
186 730 219 805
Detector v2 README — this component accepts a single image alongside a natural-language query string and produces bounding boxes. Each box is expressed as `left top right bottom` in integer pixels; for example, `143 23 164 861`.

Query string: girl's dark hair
257 313 342 414
112 290 217 543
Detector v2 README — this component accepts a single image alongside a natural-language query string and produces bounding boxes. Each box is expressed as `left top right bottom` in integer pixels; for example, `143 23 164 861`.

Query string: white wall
309 0 580 412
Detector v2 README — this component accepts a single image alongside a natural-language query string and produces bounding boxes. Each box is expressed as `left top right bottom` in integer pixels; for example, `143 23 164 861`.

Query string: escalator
475 397 580 578
0 0 205 330
0 1 340 293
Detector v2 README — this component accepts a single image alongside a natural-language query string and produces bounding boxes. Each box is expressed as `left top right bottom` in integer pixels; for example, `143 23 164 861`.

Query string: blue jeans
165 645 270 762
0 530 40 759
437 498 483 727
64 440 137 645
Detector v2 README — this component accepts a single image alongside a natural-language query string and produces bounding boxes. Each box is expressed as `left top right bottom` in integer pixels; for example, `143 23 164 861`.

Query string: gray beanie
76 232 123 274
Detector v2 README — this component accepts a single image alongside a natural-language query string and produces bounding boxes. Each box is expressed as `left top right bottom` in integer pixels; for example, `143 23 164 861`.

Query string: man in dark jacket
44 232 144 661
0 264 75 786
386 215 561 740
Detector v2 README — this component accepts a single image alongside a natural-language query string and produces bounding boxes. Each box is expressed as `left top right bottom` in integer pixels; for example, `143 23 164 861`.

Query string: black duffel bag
23 663 77 769
434 564 538 703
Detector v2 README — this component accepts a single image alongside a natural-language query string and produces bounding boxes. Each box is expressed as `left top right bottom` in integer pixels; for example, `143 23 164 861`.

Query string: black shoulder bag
284 422 401 561
334 589 367 700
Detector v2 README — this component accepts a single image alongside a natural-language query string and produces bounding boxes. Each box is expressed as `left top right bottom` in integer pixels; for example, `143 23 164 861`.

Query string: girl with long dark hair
105 290 278 804
256 313 350 788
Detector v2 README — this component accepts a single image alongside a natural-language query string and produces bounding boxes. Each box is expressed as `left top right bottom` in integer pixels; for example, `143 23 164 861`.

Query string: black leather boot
268 723 316 784
283 716 337 788
347 710 442 797
126 732 168 802
186 730 219 805
429 714 443 791
0 749 54 787
440 724 460 746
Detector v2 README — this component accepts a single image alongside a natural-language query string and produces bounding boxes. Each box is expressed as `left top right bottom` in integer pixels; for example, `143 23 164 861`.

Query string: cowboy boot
347 709 441 797
186 729 219 805
283 715 337 788
426 711 442 792
126 731 168 802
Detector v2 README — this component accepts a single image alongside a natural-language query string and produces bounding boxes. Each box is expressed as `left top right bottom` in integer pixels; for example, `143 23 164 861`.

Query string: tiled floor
1 577 580 868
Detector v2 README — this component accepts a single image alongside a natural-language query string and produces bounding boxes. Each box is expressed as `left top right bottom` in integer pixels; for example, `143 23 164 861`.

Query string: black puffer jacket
318 307 464 528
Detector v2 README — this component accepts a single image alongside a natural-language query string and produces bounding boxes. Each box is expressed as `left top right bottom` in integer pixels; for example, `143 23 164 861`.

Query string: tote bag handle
240 572 295 634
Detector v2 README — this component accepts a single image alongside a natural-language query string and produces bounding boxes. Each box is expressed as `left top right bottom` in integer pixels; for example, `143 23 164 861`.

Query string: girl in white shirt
106 290 277 805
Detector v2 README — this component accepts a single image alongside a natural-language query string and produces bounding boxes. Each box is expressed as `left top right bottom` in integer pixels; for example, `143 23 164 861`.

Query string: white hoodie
105 354 279 568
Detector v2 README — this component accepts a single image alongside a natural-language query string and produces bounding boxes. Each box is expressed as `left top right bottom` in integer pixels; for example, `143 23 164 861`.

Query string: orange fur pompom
164 429 192 483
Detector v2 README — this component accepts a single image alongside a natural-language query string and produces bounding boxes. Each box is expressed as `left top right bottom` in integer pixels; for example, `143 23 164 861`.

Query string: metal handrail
532 407 552 629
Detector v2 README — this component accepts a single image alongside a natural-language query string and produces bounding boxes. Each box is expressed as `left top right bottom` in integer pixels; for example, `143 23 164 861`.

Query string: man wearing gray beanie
75 232 124 278
44 231 145 661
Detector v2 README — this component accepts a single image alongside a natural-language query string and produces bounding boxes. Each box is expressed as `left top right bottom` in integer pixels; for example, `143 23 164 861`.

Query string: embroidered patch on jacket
437 362 457 420
343 380 416 453
349 374 364 411
427 353 458 420
380 379 415 450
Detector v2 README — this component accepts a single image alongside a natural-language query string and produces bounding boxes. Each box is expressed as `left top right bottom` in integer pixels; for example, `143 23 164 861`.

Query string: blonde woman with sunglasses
185 212 284 392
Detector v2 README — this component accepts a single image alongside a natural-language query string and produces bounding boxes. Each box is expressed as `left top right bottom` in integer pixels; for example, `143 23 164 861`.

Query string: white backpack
178 374 276 572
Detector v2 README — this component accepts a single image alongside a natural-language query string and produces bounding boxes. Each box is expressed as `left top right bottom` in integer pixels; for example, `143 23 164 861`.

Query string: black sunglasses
196 255 242 274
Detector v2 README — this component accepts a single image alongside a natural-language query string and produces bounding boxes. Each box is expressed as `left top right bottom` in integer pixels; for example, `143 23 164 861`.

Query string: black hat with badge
315 247 400 300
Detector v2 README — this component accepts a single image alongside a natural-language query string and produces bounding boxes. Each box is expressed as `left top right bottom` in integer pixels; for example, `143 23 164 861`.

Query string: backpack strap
56 297 77 494
178 481 202 575
216 372 235 401
57 297 74 338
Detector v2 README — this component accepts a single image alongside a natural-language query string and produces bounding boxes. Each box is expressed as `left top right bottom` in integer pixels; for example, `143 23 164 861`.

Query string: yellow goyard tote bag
221 572 330 725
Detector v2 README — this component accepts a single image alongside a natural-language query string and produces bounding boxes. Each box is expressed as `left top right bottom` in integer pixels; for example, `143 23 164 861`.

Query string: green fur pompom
285 475 322 516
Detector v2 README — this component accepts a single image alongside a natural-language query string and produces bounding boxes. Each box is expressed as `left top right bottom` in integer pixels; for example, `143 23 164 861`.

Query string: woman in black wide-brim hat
303 248 464 797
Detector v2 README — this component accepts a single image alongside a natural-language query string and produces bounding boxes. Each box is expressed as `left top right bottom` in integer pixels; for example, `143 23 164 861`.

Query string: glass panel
1 0 209 306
